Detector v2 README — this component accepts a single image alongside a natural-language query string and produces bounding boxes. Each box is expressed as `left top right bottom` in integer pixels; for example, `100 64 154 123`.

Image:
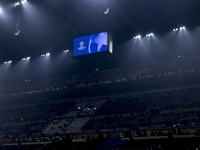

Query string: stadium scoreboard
73 31 113 57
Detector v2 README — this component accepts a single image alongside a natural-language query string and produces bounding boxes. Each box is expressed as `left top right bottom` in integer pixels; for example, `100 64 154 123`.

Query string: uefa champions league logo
78 41 86 50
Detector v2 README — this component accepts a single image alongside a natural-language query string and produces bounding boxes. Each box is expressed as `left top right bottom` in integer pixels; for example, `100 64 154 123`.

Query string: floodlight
63 50 69 53
4 60 12 64
14 2 20 7
21 0 27 4
180 26 185 30
134 35 141 39
146 33 153 37
46 53 50 56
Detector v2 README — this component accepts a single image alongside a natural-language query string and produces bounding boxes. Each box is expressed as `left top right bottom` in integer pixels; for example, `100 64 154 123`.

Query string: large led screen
73 32 108 57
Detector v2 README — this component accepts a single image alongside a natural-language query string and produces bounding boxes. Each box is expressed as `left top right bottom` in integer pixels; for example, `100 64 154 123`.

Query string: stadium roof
0 0 199 60
0 0 200 82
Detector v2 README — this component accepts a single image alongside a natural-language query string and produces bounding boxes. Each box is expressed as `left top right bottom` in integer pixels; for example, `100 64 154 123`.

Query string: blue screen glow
73 32 107 57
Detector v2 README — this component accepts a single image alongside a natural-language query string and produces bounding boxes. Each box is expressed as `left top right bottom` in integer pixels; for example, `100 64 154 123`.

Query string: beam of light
46 53 50 56
0 7 2 13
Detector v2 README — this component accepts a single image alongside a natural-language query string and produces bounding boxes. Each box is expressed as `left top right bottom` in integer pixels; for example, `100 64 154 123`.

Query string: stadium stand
0 56 200 149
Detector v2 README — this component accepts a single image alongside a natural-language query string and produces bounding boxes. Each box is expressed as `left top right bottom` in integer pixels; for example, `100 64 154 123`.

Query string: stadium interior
0 0 200 149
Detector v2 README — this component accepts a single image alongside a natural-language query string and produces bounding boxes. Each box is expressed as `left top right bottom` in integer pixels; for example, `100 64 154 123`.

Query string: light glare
21 0 27 4
4 60 12 64
146 33 154 37
63 50 69 53
22 57 30 60
134 35 141 39
180 26 185 30
173 28 179 31
41 53 50 57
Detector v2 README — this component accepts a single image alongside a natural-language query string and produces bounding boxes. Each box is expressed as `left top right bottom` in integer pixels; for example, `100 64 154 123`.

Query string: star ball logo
78 41 86 50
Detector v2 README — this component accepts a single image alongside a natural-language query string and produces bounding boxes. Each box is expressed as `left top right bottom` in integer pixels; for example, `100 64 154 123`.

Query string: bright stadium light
4 60 12 64
22 57 30 60
46 53 50 56
26 57 30 60
134 35 141 39
0 7 2 13
173 28 178 31
63 50 69 53
180 26 185 30
21 0 27 4
146 33 154 37
14 2 21 7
